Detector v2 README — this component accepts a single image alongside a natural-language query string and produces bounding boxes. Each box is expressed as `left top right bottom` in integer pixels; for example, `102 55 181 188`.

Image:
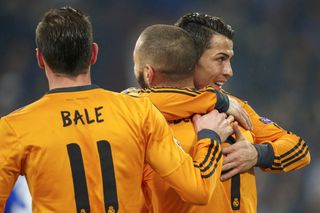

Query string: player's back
1 85 151 212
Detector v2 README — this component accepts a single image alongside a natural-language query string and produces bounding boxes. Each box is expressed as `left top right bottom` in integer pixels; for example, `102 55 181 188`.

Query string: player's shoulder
122 86 214 97
109 88 153 109
121 87 149 97
147 86 202 97
3 95 49 121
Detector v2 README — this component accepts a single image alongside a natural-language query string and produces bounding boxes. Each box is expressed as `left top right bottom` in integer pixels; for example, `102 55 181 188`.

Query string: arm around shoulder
143 101 224 204
160 129 223 204
235 97 311 172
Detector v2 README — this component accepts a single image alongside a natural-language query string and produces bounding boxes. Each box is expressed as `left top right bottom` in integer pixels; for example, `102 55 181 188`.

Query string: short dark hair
175 12 234 59
136 24 197 81
36 6 93 76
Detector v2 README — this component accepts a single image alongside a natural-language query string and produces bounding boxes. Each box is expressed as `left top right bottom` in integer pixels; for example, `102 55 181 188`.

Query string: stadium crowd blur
0 0 318 212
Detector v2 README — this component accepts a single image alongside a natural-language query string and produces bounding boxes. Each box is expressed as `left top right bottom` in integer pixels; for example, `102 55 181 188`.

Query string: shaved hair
135 24 197 82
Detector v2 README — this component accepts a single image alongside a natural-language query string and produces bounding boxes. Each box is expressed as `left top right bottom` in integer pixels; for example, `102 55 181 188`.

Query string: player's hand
220 122 258 181
192 110 234 142
227 97 252 131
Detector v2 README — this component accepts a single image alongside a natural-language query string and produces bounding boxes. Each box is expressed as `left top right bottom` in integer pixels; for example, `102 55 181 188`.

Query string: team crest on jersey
259 117 273 124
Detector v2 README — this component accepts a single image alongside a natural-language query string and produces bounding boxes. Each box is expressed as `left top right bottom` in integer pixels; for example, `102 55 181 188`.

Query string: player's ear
144 64 155 86
36 48 45 69
90 42 99 65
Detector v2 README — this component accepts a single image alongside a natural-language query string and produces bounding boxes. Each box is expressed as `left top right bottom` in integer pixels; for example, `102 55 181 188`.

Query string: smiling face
194 34 234 89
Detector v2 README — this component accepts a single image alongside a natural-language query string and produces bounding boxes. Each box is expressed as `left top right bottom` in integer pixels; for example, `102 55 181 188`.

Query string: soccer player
174 12 311 212
125 24 257 213
0 7 235 212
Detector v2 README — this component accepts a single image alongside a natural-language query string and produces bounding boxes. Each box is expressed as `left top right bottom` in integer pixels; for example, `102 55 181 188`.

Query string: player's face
194 34 234 89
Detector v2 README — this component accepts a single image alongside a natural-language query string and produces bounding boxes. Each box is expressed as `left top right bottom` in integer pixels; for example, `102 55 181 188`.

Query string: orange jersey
143 122 255 213
122 86 229 120
0 85 222 213
126 86 310 213
227 94 311 173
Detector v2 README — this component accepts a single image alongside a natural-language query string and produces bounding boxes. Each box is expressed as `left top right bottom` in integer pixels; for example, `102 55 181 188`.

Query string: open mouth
213 82 224 89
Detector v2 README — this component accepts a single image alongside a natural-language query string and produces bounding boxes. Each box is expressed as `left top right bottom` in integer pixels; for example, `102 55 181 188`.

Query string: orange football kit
125 86 310 213
0 85 224 213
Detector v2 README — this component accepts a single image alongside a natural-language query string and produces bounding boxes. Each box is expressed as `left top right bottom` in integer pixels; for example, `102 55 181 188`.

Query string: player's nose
224 62 233 78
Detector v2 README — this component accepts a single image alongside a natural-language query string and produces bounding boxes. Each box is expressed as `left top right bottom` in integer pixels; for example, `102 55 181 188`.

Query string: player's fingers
226 115 234 124
219 112 227 119
192 114 201 132
222 162 237 172
222 145 234 155
226 126 234 137
233 122 240 138
221 168 240 181
238 115 250 131
224 142 243 153
241 110 252 131
192 114 201 122
222 145 231 155
221 151 237 163
233 122 245 141
234 109 249 130
219 125 234 143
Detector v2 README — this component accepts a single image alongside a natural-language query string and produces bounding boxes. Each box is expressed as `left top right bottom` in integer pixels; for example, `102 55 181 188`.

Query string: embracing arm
157 130 223 204
143 101 233 204
220 95 310 180
238 97 311 172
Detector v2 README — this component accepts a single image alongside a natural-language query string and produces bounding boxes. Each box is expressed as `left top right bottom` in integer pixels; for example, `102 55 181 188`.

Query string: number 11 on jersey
67 140 119 213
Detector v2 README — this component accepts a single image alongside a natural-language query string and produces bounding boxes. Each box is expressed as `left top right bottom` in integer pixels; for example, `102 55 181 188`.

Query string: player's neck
150 77 195 88
46 69 92 90
153 78 195 88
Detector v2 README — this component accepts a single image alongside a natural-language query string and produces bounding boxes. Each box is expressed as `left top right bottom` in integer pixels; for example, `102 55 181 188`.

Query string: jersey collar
47 84 100 94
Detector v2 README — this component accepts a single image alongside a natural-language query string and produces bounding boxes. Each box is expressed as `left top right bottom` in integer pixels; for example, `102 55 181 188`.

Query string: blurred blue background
1 0 318 212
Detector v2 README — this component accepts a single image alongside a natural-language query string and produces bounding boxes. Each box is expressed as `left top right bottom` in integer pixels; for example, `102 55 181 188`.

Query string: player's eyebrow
216 52 233 58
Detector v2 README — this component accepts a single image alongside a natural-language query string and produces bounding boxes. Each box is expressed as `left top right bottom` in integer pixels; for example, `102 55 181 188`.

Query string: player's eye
217 57 225 63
